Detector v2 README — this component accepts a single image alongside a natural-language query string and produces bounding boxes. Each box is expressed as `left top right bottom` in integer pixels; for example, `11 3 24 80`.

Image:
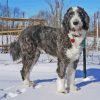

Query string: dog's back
10 25 60 61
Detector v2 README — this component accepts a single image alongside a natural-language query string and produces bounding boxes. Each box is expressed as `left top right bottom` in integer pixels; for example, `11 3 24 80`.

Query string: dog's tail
10 41 21 61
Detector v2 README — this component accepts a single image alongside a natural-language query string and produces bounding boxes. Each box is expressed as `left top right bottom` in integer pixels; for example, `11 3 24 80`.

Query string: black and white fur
10 6 89 93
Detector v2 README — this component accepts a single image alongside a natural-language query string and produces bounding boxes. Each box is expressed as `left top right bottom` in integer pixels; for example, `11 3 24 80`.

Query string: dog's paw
67 85 78 93
23 80 36 87
57 78 66 93
57 88 66 93
70 85 78 92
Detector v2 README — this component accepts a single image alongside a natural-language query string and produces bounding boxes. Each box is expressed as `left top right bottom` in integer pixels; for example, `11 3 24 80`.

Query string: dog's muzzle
73 20 79 26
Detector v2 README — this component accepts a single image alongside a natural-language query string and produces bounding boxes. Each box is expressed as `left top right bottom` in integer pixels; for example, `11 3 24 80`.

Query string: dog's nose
73 21 79 25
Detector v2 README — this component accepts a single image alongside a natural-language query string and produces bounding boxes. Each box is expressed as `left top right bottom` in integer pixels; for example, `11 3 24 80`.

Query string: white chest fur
66 44 82 61
66 31 86 61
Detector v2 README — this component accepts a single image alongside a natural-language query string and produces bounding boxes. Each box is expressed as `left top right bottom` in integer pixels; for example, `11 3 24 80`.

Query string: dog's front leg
66 60 78 92
56 76 65 93
67 66 77 92
56 58 66 93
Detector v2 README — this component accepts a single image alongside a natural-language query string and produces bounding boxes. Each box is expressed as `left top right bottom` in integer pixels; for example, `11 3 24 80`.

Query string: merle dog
10 6 89 93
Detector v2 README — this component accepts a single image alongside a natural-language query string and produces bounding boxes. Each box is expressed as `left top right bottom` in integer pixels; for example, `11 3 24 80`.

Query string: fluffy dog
10 6 89 93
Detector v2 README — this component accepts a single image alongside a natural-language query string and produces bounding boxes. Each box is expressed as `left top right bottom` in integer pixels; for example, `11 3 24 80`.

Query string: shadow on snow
33 68 100 89
76 68 100 88
34 78 57 84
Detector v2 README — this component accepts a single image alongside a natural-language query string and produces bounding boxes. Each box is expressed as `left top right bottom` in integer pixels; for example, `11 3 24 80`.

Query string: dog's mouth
70 26 82 37
71 27 82 32
72 33 82 37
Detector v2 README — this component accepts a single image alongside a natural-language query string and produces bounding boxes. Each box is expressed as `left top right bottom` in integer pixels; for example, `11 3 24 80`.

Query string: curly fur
10 41 21 61
10 6 89 93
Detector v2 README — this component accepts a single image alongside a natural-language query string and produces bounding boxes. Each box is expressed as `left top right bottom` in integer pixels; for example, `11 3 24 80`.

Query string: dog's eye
69 11 74 16
78 12 84 16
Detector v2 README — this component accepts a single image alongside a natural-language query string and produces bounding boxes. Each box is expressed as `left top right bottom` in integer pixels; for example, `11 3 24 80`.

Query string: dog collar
70 38 75 43
64 35 75 43
72 34 81 37
69 33 81 43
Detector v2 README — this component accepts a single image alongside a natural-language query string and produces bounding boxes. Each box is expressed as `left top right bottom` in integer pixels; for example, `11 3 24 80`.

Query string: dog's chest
65 37 83 61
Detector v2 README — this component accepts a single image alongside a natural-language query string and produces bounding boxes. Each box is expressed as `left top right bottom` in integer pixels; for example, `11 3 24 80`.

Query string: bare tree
0 2 25 18
0 2 26 28
45 0 64 27
59 0 64 26
21 11 25 18
13 7 20 18
32 10 51 25
0 3 2 17
45 0 56 15
34 10 50 19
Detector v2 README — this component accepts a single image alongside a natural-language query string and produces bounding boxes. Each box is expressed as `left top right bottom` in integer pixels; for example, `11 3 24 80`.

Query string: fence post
83 47 86 78
82 37 87 78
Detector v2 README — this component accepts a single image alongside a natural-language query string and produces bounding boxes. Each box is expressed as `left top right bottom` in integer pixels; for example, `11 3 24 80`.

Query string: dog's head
62 6 90 33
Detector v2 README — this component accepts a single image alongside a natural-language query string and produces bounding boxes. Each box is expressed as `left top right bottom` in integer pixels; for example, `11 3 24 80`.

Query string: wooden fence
0 17 47 53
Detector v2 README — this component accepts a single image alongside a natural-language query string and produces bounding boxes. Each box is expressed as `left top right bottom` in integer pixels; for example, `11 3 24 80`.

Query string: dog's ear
62 12 70 33
78 6 90 30
84 11 90 30
81 7 90 30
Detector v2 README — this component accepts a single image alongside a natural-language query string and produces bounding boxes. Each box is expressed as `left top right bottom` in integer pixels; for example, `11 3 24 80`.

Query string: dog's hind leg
21 49 40 87
56 58 66 93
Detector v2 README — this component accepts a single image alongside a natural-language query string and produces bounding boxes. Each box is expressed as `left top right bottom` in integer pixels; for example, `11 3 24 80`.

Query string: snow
0 53 100 100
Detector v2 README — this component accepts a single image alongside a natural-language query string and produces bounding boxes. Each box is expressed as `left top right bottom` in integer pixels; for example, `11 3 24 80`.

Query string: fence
0 17 47 52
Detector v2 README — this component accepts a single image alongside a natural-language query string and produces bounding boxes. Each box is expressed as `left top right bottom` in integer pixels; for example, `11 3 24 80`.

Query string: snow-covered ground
0 53 100 100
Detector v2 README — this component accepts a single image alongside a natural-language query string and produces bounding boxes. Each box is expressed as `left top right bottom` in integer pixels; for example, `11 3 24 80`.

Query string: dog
10 6 89 93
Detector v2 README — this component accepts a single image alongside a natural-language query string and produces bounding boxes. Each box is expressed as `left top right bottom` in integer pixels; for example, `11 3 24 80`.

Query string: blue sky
0 0 100 18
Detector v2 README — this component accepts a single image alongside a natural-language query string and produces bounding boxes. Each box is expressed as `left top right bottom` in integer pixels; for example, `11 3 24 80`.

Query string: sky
0 0 100 18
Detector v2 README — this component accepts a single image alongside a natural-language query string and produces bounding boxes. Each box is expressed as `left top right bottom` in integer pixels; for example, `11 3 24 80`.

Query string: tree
45 0 56 15
32 10 51 26
13 7 20 18
21 11 26 18
0 3 2 17
45 0 64 27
